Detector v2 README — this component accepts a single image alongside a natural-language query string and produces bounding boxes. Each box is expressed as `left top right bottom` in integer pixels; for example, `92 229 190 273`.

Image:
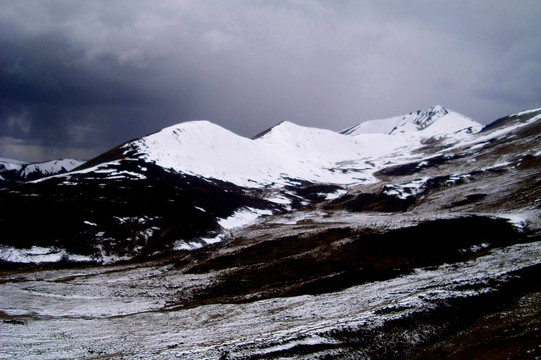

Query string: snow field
131 107 482 188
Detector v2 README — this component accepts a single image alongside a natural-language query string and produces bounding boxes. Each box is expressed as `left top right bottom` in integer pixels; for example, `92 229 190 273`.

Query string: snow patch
201 234 227 245
483 161 512 170
459 242 490 254
445 173 471 184
266 195 292 205
0 246 93 263
324 189 348 200
173 241 205 251
218 207 273 230
512 108 541 116
497 213 529 230
383 178 428 200
106 170 147 180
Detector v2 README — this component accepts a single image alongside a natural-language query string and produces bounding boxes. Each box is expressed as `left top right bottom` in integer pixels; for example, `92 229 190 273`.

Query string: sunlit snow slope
340 105 481 136
130 106 481 187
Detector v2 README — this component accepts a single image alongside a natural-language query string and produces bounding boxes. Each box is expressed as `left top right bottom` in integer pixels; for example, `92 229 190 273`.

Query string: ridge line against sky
1 0 540 162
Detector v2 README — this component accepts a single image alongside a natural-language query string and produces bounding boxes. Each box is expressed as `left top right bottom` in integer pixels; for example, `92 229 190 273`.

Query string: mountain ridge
0 158 84 186
340 105 480 136
66 106 483 189
0 105 539 264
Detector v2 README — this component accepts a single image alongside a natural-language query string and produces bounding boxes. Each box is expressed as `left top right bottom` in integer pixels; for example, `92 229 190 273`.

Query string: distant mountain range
74 105 481 188
0 158 83 186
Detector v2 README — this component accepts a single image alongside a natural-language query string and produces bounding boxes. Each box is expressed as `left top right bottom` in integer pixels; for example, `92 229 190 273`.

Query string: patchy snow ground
1 240 539 359
0 245 94 264
382 178 428 200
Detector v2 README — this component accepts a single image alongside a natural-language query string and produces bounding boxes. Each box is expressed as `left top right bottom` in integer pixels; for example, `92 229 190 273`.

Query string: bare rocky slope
1 106 540 359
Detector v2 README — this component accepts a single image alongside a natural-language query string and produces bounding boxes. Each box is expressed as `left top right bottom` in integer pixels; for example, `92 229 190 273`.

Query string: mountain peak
251 121 300 140
155 120 220 135
408 105 449 128
342 106 480 136
390 105 449 134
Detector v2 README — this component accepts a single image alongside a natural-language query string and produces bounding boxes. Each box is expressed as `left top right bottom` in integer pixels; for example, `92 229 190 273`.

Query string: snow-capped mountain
0 158 84 186
0 158 28 176
69 106 481 189
2 105 541 359
130 120 375 187
19 159 84 179
1 105 540 263
340 105 481 136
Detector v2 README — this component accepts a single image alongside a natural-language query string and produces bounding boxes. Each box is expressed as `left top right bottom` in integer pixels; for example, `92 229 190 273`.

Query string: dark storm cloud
1 0 540 161
0 14 199 159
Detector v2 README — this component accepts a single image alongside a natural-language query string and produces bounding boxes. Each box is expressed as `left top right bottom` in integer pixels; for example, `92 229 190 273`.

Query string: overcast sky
1 1 540 162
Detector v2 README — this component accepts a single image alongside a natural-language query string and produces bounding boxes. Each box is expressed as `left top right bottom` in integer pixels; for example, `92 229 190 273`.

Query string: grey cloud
1 0 540 161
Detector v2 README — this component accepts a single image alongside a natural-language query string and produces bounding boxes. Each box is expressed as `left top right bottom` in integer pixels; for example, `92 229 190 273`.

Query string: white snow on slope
341 106 481 136
132 120 370 187
0 157 27 164
19 159 84 178
513 107 541 116
0 158 84 180
218 207 273 230
341 115 403 135
0 245 93 263
0 158 27 172
448 111 541 153
131 107 480 188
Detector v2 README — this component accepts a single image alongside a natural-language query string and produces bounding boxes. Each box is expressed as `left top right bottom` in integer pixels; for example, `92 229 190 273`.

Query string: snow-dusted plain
1 234 539 359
